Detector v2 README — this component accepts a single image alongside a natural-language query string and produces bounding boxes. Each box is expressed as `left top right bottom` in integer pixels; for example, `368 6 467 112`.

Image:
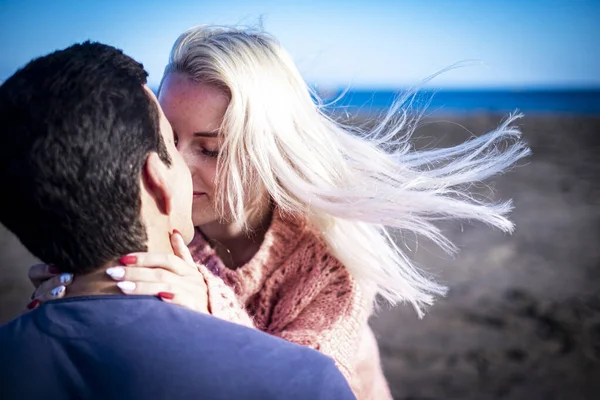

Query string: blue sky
0 0 598 89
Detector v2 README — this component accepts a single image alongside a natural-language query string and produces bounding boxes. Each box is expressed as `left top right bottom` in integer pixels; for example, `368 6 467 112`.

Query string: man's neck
65 264 123 297
64 265 123 298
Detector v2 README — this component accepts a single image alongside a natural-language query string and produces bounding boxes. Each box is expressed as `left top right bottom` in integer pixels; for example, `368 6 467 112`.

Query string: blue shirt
0 295 355 400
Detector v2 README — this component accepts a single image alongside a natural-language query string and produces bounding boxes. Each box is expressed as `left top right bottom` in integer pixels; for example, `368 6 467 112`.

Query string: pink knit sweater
188 209 393 399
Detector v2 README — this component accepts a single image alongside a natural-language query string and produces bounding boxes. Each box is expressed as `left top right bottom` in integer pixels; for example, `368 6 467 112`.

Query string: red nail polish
157 292 175 300
119 255 137 265
173 229 181 236
48 265 61 274
27 299 41 310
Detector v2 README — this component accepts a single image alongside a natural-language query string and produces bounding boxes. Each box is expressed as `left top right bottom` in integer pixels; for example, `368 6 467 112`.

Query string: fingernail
117 281 136 292
173 229 181 236
26 299 40 310
59 273 73 285
51 286 66 297
48 265 61 274
119 255 137 265
157 292 175 300
106 267 125 280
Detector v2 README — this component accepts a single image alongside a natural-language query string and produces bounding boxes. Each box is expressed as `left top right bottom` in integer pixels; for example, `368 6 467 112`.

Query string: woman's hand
25 264 73 311
107 231 209 314
24 231 207 314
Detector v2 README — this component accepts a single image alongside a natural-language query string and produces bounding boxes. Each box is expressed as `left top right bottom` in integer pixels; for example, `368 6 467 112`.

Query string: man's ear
143 152 173 215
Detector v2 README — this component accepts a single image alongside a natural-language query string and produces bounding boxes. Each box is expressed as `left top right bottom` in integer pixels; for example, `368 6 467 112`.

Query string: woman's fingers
115 280 208 313
106 266 207 292
108 243 211 315
107 266 185 285
23 270 72 313
33 272 73 299
171 231 195 265
119 252 196 276
38 284 67 302
28 263 61 288
23 272 73 313
36 272 72 297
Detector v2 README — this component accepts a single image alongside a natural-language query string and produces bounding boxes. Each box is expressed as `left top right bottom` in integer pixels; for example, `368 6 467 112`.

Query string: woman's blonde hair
160 25 530 316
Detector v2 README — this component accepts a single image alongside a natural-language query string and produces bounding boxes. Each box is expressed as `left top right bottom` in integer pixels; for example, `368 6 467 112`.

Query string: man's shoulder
0 308 36 337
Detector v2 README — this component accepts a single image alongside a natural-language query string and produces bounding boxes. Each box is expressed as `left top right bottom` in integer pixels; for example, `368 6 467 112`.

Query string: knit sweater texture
188 209 392 399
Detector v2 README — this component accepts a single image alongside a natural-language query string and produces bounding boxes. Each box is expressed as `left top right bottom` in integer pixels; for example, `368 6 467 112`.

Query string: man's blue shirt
0 295 355 400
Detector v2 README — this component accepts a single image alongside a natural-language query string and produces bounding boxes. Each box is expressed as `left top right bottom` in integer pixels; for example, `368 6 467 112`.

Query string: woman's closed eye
194 139 220 158
200 147 219 158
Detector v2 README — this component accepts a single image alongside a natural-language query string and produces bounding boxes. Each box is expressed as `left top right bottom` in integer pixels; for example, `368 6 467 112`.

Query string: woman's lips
193 192 206 199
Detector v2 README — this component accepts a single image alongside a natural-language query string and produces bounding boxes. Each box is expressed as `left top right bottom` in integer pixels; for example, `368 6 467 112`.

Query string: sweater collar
219 208 307 303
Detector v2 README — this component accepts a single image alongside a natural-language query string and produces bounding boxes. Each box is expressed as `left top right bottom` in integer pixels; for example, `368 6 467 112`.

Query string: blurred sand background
1 113 599 399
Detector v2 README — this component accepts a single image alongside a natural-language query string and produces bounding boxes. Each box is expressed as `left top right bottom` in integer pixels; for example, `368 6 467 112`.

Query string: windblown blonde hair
160 25 530 316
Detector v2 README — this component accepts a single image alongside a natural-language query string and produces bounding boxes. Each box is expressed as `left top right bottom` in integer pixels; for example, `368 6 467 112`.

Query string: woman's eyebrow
193 131 219 138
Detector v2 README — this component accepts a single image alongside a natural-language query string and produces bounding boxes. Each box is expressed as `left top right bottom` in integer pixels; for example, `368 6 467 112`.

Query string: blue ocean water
318 89 600 115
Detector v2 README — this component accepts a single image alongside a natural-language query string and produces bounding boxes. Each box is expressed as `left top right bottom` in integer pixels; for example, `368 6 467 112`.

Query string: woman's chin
192 212 218 228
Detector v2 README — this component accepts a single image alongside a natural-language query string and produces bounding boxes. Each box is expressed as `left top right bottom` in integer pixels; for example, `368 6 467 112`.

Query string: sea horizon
314 88 600 115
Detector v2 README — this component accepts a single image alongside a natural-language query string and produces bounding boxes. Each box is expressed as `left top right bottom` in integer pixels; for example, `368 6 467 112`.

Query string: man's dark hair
0 41 172 274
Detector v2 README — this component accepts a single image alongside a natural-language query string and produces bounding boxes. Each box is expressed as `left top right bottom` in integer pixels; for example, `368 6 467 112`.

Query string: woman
28 26 530 398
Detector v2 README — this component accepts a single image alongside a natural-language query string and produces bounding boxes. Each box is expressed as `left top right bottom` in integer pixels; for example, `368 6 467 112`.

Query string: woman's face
158 73 228 227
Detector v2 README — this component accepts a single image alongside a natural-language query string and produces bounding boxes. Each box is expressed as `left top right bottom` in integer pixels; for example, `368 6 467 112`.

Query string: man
0 42 355 400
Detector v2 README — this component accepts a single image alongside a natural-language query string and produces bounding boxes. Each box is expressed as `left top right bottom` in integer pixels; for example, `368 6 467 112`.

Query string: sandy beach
1 113 598 399
370 113 600 399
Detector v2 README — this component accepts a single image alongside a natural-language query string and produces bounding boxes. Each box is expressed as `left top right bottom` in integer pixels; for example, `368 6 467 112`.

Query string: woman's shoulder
271 210 330 257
